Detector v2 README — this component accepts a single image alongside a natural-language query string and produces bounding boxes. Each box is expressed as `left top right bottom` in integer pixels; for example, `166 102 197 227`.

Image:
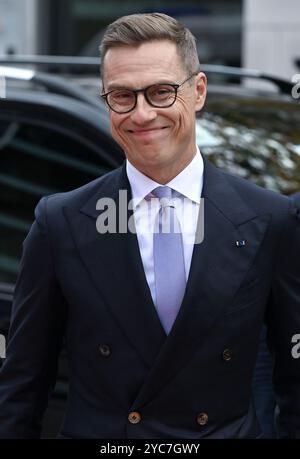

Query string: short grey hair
99 13 200 80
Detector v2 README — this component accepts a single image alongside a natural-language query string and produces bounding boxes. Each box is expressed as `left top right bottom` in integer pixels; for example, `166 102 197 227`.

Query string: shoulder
206 156 292 213
227 170 300 226
292 191 300 206
203 157 299 235
224 170 290 210
34 165 125 220
223 171 300 244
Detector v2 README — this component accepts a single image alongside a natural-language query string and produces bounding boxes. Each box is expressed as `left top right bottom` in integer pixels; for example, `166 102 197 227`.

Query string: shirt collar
126 146 203 209
166 147 203 204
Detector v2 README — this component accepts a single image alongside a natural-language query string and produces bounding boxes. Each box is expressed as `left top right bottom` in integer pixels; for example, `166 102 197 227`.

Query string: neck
136 151 197 184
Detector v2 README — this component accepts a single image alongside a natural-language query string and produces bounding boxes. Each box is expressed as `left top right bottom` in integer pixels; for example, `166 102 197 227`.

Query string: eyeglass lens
107 84 177 112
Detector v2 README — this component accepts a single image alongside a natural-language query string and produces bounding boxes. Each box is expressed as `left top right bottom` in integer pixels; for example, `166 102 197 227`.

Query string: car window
197 98 300 194
0 116 113 284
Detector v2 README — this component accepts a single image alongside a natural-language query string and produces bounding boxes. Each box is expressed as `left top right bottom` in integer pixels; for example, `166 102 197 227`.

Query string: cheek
110 116 129 144
172 99 195 134
110 114 120 134
110 122 121 140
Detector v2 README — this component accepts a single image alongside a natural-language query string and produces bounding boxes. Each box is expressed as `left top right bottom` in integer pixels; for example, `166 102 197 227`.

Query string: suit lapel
64 164 166 369
131 158 271 408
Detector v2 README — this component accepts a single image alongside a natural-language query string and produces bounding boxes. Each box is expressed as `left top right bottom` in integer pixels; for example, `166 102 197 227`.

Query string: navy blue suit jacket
0 157 300 438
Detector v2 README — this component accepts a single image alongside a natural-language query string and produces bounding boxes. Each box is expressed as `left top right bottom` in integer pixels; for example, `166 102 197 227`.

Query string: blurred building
0 0 39 54
243 0 300 80
0 0 299 78
0 0 242 66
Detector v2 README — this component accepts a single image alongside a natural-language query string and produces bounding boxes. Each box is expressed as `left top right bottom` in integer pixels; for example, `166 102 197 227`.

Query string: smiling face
102 40 207 183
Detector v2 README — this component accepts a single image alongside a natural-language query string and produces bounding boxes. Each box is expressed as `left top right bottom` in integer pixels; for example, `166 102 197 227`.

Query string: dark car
0 65 124 436
0 60 300 437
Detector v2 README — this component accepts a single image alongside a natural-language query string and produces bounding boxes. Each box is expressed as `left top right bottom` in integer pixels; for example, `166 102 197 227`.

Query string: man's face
102 40 207 181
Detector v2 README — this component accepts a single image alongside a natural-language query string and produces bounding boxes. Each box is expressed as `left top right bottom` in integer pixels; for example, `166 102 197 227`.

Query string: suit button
99 344 111 357
197 412 209 426
128 411 141 424
222 348 233 361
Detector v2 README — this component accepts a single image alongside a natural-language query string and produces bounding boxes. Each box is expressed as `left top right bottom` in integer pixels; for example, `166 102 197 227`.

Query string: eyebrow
106 79 177 92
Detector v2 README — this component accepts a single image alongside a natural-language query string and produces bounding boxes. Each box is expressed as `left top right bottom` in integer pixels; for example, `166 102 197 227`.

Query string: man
0 13 300 439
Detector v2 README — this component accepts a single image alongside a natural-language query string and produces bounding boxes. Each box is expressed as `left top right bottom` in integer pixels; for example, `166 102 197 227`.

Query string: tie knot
152 186 173 199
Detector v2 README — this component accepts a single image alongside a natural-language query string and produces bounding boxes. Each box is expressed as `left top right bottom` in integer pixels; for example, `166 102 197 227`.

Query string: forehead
103 40 184 89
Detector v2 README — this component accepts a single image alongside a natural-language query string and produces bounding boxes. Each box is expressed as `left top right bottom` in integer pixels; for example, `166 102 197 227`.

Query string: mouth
127 126 169 135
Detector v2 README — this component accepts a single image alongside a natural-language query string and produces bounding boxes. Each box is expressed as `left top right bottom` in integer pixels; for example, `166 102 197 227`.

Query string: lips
128 126 168 133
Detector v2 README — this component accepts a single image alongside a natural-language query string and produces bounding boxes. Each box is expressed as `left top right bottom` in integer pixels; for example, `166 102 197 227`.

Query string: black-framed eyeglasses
101 72 198 114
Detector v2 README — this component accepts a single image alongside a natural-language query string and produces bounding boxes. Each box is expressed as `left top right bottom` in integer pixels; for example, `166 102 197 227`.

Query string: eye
148 85 175 100
110 90 134 105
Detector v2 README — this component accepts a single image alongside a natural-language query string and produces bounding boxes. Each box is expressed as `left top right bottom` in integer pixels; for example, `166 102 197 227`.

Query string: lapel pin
235 240 246 247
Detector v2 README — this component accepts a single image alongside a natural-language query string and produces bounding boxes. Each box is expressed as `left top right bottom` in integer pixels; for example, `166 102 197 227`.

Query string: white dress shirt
126 147 203 305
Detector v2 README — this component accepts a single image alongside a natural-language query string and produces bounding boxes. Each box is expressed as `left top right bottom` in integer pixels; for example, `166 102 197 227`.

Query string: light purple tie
152 186 186 334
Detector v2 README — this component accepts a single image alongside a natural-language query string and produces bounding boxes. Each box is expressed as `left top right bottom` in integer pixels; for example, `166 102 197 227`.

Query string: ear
194 72 207 112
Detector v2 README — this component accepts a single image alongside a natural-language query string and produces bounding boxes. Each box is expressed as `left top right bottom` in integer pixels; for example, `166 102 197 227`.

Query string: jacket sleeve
267 199 300 438
0 196 67 438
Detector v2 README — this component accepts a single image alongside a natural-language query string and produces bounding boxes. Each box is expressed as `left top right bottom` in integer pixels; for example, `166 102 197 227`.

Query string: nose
130 92 157 124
